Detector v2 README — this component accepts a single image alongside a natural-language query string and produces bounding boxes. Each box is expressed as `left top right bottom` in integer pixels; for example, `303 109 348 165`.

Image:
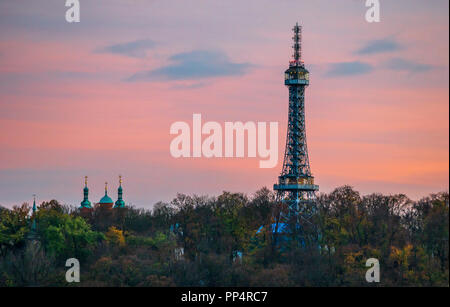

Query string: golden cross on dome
119 175 123 186
105 181 108 192
84 176 88 186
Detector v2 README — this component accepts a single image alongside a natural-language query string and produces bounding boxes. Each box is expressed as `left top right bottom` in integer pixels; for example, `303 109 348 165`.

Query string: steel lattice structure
273 23 319 228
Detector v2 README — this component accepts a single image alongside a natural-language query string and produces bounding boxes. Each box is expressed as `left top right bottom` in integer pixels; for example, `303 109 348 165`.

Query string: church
79 175 126 213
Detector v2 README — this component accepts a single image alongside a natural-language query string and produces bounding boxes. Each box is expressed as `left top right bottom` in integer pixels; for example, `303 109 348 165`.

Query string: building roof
114 199 125 208
80 199 92 207
256 223 302 234
99 193 113 204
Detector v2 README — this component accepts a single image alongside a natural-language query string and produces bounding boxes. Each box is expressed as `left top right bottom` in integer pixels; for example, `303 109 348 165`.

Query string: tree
105 226 125 247
37 203 104 261
0 203 30 256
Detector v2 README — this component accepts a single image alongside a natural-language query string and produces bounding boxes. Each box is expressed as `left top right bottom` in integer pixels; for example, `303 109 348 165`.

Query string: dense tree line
0 186 448 286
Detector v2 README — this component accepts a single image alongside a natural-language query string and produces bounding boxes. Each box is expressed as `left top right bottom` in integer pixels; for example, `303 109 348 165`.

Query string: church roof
113 175 125 208
80 177 125 207
99 181 114 204
99 193 113 204
80 176 92 209
114 199 125 208
80 199 92 207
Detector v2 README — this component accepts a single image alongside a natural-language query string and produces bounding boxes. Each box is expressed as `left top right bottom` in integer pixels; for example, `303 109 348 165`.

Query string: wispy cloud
326 61 373 77
383 58 434 73
356 38 402 55
95 39 155 58
127 50 252 81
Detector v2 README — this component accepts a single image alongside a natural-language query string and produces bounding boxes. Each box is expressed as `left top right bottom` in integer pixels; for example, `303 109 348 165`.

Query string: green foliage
37 201 104 261
0 187 448 286
0 203 30 256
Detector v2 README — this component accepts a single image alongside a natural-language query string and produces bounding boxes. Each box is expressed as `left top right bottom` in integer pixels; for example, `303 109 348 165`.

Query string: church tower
79 176 92 210
114 175 125 208
31 194 37 231
79 176 93 216
26 194 39 241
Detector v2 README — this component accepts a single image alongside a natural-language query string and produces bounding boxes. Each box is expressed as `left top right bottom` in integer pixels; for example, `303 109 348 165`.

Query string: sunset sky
0 0 448 208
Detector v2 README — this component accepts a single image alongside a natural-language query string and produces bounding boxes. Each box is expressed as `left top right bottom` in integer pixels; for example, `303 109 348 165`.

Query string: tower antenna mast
292 22 302 63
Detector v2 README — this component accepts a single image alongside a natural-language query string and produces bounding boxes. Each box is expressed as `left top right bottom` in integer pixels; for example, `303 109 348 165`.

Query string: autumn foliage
0 186 448 286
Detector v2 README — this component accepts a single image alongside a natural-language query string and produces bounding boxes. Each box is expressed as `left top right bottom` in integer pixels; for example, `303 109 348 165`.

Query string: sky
0 0 448 208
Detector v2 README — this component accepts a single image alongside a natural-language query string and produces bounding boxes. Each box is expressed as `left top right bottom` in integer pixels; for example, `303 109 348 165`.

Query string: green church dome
114 175 125 208
99 193 113 204
99 181 114 204
114 199 125 208
80 176 92 209
80 199 92 207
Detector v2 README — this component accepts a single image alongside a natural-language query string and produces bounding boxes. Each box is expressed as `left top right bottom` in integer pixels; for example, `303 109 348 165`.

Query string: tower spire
114 175 125 208
27 194 40 241
32 194 36 214
31 194 37 232
79 176 92 209
292 22 302 63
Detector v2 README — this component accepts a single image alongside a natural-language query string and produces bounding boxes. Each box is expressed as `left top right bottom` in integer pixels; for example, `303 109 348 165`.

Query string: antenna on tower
292 22 302 65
